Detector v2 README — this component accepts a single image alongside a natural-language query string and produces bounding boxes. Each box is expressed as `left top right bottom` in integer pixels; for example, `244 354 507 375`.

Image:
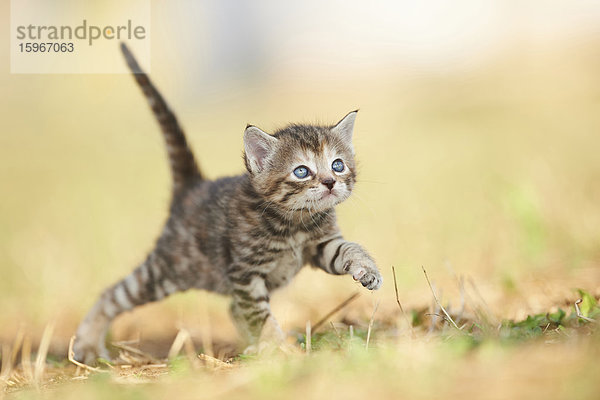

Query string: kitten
73 44 382 364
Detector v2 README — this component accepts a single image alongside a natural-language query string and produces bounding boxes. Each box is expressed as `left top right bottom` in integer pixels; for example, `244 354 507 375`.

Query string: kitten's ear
244 125 278 174
331 110 358 148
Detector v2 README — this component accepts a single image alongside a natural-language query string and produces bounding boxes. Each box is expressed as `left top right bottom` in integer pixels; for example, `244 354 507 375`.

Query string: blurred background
1 0 599 355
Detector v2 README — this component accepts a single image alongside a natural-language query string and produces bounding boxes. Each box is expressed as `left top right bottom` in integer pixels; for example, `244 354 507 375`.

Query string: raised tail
120 43 202 195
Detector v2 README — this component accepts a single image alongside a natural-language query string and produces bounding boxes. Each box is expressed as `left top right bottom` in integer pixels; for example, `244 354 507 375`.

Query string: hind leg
74 252 182 365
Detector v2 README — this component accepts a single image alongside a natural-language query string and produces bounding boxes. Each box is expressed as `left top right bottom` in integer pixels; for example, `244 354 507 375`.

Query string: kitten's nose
321 178 336 191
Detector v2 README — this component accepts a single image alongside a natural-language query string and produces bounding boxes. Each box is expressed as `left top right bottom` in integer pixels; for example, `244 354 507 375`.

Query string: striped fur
120 43 201 195
73 46 382 364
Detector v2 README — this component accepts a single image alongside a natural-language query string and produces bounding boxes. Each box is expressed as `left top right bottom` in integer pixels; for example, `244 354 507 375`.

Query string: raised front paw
343 255 383 290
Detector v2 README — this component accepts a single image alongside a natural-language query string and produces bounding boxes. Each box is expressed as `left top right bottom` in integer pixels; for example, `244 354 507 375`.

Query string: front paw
73 335 110 366
73 313 112 366
345 259 382 290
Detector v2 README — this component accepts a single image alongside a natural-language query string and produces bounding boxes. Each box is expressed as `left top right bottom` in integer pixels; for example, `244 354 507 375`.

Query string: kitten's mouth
319 190 337 200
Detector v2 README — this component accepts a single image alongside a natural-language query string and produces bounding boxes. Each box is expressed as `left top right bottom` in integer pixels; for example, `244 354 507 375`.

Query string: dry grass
0 268 599 399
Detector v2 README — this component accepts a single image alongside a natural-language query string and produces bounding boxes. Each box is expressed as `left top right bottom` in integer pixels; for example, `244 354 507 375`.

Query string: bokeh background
1 0 600 356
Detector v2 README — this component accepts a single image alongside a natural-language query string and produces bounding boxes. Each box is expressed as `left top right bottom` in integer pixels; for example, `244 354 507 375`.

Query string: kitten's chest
264 233 309 290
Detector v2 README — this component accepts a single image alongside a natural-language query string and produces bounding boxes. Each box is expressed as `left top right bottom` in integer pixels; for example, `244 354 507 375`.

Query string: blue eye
332 159 345 173
293 166 309 179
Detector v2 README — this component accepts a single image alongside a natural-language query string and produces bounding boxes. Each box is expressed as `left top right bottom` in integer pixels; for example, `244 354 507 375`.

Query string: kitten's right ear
244 125 278 174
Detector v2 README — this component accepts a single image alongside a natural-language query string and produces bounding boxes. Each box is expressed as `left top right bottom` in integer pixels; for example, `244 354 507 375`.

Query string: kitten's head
244 111 358 213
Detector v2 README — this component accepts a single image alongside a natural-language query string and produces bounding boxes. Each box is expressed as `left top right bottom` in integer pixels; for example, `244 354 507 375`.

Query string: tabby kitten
73 44 382 364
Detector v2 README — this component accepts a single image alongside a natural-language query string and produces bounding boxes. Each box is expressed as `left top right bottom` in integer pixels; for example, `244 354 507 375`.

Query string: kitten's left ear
331 110 358 149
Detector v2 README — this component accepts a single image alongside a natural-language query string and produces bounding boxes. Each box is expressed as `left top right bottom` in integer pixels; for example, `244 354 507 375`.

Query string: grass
0 269 599 400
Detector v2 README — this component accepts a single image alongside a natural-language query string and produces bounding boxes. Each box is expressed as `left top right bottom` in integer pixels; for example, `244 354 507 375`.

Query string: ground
1 271 599 400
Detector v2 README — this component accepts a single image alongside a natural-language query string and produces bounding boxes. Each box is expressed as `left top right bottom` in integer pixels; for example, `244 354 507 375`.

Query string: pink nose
321 178 336 190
